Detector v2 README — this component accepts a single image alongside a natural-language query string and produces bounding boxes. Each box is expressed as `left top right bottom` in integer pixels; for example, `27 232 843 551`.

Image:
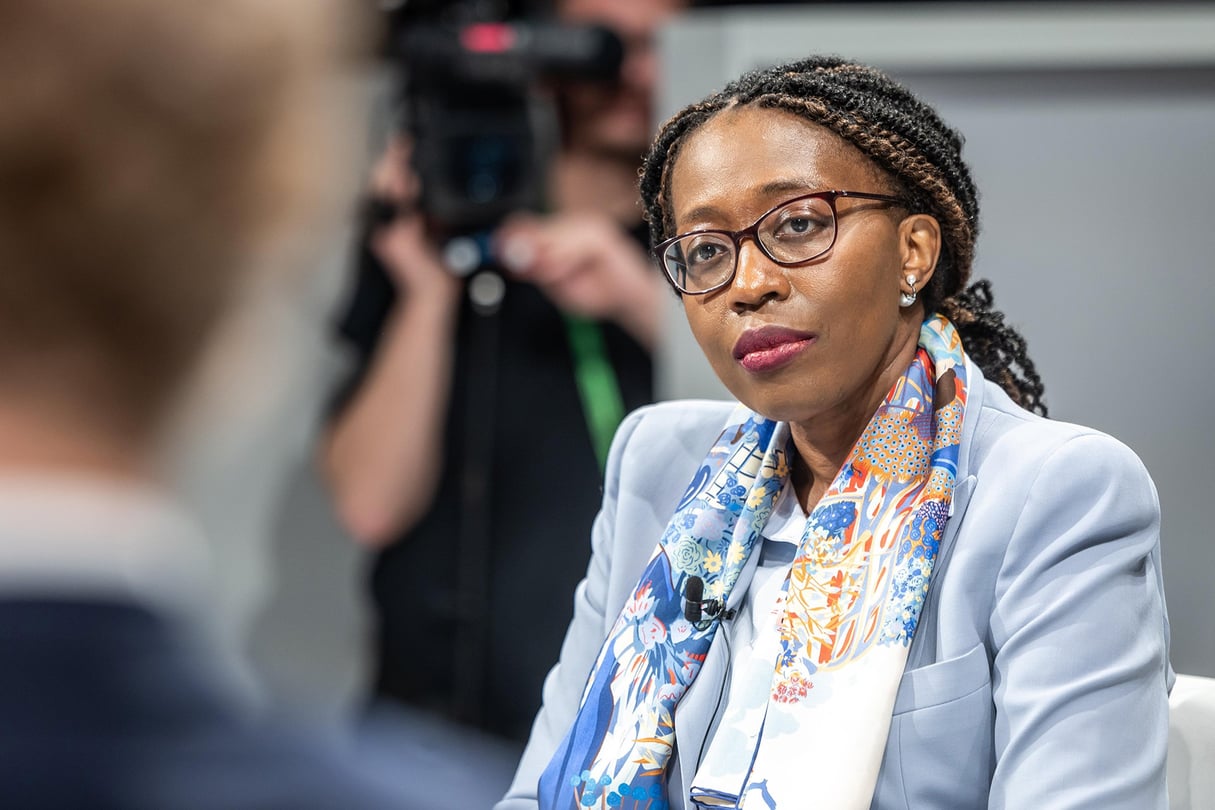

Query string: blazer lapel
672 541 763 803
904 357 985 672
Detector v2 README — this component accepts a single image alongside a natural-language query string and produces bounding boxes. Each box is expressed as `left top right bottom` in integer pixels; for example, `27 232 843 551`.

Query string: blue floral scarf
540 316 968 809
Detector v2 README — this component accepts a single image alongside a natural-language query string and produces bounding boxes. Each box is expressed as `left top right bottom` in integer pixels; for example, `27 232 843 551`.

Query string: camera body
390 10 623 271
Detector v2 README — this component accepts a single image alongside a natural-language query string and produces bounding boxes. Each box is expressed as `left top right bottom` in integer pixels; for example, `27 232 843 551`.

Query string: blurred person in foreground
0 1 425 807
323 0 685 742
500 56 1172 808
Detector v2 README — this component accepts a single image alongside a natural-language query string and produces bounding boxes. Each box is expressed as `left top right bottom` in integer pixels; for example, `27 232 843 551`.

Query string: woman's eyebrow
676 178 823 229
677 203 727 226
758 178 821 196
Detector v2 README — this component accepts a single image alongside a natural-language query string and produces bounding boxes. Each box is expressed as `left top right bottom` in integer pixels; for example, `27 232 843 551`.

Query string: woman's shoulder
616 399 737 444
969 376 1155 499
609 400 736 455
605 399 737 496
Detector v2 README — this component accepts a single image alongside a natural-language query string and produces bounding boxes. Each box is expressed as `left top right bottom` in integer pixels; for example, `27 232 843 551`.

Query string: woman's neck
789 413 873 513
787 328 921 512
0 397 151 482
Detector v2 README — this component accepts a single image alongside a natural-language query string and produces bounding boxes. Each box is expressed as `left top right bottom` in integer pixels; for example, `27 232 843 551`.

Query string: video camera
385 3 624 275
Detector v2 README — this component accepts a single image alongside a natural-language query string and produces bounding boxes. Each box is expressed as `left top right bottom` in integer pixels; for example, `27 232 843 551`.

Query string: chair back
1168 673 1215 809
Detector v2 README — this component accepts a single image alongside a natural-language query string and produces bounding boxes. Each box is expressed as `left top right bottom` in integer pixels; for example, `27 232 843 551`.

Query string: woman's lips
733 325 816 373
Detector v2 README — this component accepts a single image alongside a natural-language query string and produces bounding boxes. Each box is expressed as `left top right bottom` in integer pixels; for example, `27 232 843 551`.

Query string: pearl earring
899 274 918 308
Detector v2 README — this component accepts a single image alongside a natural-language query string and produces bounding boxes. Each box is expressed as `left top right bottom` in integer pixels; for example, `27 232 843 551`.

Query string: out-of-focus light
460 23 516 54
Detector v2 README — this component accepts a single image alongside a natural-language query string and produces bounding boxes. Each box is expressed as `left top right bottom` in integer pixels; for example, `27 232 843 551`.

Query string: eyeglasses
654 190 906 295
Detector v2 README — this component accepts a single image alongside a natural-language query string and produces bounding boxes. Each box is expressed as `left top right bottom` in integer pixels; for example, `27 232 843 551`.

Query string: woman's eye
774 214 827 239
686 240 726 266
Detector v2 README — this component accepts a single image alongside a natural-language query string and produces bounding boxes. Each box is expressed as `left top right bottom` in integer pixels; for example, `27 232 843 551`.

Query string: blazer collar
955 354 986 483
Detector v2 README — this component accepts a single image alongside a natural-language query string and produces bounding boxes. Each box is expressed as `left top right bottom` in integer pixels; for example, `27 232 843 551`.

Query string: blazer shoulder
967 383 1146 466
971 380 1152 486
611 399 737 464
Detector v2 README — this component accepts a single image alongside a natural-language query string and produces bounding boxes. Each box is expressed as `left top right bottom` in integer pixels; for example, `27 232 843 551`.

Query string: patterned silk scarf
539 316 968 810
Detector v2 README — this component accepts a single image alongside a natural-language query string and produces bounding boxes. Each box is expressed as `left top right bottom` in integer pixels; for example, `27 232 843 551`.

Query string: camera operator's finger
371 213 461 302
369 135 421 214
496 211 663 350
495 213 609 283
493 214 545 276
510 214 633 284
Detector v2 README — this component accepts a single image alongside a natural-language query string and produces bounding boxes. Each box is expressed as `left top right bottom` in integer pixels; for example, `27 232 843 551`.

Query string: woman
497 56 1171 810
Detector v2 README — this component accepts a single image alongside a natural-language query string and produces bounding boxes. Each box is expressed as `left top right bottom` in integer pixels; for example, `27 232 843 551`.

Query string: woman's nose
728 238 789 309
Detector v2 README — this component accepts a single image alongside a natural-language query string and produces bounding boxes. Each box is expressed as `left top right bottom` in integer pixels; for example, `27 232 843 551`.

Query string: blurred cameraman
322 0 686 742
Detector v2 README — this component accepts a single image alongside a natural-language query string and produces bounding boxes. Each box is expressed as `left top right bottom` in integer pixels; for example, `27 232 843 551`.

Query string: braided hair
639 56 1047 416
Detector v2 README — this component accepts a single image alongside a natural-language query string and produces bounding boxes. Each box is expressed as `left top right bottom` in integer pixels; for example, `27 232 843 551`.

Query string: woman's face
670 105 933 427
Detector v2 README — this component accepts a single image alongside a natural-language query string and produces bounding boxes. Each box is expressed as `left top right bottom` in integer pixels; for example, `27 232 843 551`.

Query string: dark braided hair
639 55 1048 416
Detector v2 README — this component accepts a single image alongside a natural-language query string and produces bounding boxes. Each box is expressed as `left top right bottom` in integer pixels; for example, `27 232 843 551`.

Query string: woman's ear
897 213 941 295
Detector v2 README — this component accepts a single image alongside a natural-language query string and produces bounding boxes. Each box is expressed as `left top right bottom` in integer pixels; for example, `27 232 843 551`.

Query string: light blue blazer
498 359 1173 809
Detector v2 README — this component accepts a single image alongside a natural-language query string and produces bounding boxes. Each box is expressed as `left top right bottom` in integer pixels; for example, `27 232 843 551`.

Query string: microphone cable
692 609 734 775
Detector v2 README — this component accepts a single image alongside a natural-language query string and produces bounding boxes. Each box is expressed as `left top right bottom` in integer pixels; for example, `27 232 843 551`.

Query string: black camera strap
448 297 624 727
450 286 500 727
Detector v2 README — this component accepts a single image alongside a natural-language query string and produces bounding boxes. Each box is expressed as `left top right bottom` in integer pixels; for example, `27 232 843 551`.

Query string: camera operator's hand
495 211 664 351
368 136 462 307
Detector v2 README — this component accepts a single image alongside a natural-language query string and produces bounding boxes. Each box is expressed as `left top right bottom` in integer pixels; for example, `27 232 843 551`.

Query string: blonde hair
0 0 361 433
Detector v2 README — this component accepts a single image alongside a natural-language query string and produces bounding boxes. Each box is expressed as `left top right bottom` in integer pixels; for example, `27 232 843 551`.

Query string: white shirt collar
764 480 808 546
0 473 212 623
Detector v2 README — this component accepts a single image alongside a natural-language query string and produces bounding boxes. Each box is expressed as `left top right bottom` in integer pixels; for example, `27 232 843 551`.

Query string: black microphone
684 576 735 624
684 575 705 623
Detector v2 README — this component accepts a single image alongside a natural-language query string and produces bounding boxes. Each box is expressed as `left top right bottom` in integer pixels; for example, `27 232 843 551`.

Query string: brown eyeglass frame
653 189 907 295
